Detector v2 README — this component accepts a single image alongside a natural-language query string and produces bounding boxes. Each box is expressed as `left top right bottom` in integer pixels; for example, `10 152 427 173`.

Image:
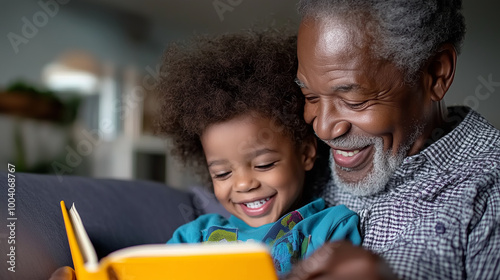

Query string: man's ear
425 43 457 101
301 135 317 171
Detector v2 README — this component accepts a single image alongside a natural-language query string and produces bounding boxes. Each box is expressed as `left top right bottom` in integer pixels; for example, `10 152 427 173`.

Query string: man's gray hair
298 0 466 83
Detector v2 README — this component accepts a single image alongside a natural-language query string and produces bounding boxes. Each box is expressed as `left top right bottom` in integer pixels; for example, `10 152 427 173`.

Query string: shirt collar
227 198 324 229
419 107 498 172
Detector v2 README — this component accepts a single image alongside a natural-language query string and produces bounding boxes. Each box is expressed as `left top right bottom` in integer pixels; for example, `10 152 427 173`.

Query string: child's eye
213 171 231 179
255 162 276 170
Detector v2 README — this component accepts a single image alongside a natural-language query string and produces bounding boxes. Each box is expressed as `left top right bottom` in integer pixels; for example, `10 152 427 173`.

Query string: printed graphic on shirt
203 211 311 275
205 227 237 242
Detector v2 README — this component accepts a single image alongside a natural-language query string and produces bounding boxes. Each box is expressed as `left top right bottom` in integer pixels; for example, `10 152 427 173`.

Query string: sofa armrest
0 172 196 280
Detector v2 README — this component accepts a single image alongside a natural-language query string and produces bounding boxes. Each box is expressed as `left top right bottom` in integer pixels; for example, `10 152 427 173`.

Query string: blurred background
0 0 498 189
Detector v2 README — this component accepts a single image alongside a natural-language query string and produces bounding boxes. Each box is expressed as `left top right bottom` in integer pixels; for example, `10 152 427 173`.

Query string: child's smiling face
201 113 316 227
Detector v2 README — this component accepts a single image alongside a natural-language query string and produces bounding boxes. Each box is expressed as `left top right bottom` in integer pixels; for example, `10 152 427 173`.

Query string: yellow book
60 201 278 280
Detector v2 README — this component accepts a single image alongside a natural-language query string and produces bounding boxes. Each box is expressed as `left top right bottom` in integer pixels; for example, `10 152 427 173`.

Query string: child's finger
48 266 76 280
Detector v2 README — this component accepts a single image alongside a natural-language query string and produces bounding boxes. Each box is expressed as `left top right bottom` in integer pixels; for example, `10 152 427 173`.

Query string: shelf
132 134 167 154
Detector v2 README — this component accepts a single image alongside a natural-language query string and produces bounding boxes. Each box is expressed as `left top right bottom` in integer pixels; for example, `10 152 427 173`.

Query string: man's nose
233 169 259 193
306 101 351 140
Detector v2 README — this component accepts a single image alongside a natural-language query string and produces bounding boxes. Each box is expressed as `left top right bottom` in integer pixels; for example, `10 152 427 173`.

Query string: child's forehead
204 112 283 135
201 113 295 152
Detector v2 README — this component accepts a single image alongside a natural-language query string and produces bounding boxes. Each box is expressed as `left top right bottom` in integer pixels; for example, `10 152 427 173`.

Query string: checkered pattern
322 107 500 280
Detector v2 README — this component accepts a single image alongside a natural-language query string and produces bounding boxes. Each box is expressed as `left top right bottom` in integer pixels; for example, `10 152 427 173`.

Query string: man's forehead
298 17 373 55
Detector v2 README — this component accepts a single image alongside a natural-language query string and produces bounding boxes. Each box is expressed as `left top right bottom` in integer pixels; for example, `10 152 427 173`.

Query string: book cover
60 200 278 280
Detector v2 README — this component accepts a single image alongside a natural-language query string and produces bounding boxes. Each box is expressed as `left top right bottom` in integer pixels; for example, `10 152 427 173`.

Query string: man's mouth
332 145 372 170
335 149 360 157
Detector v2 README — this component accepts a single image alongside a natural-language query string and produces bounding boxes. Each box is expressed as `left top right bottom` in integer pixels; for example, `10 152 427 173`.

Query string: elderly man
289 0 500 279
50 1 499 280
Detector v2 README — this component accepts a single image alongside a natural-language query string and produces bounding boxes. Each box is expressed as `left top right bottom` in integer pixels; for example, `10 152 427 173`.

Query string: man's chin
329 154 396 197
332 168 389 197
325 129 417 197
333 162 373 183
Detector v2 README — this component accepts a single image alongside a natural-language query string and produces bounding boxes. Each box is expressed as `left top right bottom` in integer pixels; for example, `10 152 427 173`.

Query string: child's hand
49 266 76 280
284 240 397 280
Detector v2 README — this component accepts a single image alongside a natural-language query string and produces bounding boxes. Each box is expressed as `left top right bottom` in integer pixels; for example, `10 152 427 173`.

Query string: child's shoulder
168 213 232 244
187 213 232 229
295 198 359 235
298 198 357 219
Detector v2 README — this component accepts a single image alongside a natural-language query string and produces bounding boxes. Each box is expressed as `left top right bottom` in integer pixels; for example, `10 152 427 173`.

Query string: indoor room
1 1 499 280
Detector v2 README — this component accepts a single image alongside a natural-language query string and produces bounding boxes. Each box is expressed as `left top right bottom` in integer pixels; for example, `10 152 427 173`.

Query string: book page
68 203 99 270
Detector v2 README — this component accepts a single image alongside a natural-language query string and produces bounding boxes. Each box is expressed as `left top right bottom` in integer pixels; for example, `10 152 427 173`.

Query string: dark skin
296 18 456 184
49 267 75 280
284 241 396 280
49 17 458 280
291 17 457 280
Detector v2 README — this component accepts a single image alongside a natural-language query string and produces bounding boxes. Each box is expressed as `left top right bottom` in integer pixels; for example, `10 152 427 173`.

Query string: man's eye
305 95 319 103
345 100 368 109
213 171 231 179
255 162 276 170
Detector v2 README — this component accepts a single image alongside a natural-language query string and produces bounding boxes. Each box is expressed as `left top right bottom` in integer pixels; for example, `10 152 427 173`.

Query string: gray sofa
0 172 226 280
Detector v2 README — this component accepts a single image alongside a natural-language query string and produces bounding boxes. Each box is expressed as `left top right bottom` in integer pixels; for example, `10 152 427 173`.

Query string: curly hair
298 0 466 83
156 29 315 185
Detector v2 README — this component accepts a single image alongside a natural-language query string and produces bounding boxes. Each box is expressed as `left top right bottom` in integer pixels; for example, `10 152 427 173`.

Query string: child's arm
296 204 361 257
324 205 361 245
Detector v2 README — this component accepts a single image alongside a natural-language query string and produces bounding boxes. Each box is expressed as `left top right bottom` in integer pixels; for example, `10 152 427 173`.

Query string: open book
60 201 278 280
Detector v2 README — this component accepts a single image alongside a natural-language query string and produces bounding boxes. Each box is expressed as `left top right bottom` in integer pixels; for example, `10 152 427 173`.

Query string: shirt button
435 222 446 235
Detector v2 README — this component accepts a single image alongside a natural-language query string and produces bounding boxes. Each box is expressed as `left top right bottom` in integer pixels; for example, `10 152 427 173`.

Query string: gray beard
327 128 422 197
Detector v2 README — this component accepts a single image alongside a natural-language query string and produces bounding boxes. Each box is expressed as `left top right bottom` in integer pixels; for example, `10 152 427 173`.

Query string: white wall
445 1 500 129
0 1 498 181
1 0 498 128
0 0 166 86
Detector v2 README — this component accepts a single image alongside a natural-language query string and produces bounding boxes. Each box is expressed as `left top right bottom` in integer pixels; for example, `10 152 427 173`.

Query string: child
157 29 361 276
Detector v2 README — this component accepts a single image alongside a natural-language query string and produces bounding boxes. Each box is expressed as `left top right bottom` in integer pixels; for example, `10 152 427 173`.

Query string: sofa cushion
0 172 196 280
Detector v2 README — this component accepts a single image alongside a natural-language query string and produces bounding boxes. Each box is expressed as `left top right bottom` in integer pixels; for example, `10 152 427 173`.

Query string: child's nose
234 171 259 192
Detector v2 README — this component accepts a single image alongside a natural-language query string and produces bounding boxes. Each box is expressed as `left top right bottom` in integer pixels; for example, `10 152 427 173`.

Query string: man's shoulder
423 107 500 173
445 108 500 182
449 106 500 146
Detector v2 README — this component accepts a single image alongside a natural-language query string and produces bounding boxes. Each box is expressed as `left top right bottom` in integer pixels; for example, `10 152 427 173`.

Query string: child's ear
301 135 317 171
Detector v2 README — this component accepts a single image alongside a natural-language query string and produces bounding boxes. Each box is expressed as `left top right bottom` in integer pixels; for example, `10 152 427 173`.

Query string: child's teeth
244 197 270 209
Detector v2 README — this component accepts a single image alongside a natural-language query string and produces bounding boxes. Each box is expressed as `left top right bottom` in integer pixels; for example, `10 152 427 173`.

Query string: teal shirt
167 198 361 275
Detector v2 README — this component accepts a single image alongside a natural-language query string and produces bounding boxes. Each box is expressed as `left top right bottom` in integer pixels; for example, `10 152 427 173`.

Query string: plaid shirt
322 107 500 280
